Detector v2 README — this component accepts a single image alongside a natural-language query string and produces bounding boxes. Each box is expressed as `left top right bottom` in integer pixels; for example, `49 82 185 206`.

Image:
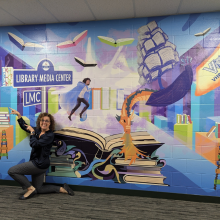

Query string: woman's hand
9 107 20 116
25 124 35 133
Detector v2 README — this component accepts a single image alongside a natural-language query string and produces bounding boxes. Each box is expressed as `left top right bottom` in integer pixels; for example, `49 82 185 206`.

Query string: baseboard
0 179 219 204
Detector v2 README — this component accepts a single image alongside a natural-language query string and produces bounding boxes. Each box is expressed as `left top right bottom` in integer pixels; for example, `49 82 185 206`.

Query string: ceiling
0 0 220 26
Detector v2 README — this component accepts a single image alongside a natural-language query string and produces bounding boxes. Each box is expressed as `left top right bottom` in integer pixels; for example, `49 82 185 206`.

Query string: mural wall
1 12 220 196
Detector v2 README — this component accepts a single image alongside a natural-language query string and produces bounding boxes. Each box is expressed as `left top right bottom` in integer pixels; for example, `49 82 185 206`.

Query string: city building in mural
0 12 220 197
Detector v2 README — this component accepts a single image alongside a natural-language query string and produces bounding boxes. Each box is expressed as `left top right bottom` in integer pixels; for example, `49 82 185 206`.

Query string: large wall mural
1 12 220 196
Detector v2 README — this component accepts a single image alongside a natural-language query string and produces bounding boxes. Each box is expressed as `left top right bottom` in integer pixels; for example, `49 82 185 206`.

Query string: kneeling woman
8 108 74 200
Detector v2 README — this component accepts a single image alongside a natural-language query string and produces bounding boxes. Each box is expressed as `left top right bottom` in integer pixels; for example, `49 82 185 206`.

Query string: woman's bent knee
8 165 18 176
8 167 14 176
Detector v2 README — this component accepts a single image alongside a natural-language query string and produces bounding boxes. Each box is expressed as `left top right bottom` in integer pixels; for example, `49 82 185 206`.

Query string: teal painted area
154 115 168 131
200 90 215 132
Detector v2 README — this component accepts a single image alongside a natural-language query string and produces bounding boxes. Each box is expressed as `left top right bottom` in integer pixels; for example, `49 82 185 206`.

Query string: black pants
8 161 60 193
70 97 89 116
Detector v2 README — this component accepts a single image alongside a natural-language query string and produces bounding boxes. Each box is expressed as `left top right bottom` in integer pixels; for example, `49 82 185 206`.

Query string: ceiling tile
0 8 24 26
39 0 95 22
179 0 220 14
0 0 58 25
135 0 181 17
87 0 134 20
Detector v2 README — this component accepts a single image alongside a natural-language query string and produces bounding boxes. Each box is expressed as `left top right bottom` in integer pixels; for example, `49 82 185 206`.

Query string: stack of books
0 130 8 159
176 114 192 124
47 146 77 178
0 107 10 127
115 158 168 186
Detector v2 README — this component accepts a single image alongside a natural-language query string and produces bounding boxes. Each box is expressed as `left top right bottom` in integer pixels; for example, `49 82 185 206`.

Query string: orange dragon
115 65 193 165
115 88 155 165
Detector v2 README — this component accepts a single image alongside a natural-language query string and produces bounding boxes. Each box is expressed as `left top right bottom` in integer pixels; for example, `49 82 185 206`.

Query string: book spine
176 114 179 124
0 114 9 117
0 118 10 122
187 115 192 124
0 116 8 119
0 122 10 125
215 122 219 138
207 126 216 137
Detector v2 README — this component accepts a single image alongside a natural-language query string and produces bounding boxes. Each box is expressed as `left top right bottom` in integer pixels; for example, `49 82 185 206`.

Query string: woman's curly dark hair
36 113 55 131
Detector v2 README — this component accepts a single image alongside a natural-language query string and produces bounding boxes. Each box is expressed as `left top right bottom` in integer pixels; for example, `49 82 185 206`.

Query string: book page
105 131 151 143
158 47 175 65
147 21 158 31
124 175 164 184
73 30 87 42
25 43 43 48
141 47 146 58
152 32 165 46
137 25 150 35
165 41 176 50
144 53 161 71
98 36 115 43
151 70 159 80
57 40 73 47
161 64 173 73
105 134 156 150
8 32 24 46
143 39 155 52
137 55 143 65
115 158 157 166
75 57 85 64
108 139 160 151
151 27 163 36
116 38 134 43
174 51 179 62
56 127 106 149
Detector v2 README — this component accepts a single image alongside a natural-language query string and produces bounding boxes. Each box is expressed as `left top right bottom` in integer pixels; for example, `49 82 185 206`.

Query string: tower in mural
0 130 8 159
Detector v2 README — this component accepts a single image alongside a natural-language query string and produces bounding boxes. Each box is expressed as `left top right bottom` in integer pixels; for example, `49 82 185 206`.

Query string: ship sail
137 21 179 85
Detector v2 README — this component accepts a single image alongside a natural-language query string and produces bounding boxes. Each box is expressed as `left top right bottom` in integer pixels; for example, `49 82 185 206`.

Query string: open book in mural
48 127 167 186
8 32 44 51
56 30 88 48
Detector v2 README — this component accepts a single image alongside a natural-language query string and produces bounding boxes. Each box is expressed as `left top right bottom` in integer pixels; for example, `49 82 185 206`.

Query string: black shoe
19 189 37 200
79 113 82 118
68 115 72 121
63 183 74 196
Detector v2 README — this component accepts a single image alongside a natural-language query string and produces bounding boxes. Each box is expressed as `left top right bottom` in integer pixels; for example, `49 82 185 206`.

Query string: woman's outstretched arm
9 107 32 133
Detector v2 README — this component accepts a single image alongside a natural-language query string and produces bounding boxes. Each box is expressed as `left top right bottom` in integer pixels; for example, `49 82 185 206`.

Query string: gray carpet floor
0 185 220 220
